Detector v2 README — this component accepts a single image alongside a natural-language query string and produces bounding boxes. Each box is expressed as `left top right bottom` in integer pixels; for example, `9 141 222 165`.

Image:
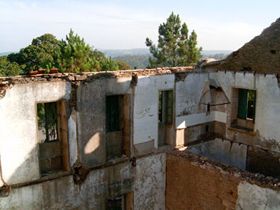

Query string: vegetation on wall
146 12 202 67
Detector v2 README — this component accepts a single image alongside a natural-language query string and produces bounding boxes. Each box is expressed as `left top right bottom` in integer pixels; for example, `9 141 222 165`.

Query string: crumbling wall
166 153 239 210
179 71 280 176
188 138 247 170
0 81 72 185
0 163 124 209
175 72 227 146
246 146 280 178
134 153 166 210
0 153 165 210
166 152 280 210
237 182 280 210
212 71 280 151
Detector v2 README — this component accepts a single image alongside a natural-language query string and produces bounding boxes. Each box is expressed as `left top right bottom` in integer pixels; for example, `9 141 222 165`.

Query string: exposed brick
166 153 239 210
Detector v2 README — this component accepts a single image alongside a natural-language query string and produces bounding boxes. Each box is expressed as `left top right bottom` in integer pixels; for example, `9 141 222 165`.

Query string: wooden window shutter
57 100 70 171
237 89 248 119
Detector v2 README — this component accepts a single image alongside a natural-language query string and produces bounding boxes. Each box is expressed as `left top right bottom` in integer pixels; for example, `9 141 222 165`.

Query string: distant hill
202 50 232 60
114 55 149 69
101 48 150 58
101 48 231 69
101 48 231 59
0 52 13 57
202 50 232 56
101 49 150 68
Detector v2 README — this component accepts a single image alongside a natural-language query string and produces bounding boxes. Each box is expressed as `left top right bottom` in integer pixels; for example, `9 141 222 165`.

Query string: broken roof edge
1 66 280 86
0 66 194 84
202 17 280 74
168 150 280 190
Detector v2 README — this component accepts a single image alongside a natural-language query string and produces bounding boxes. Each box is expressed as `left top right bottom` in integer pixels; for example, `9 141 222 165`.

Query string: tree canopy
0 56 21 77
3 30 130 75
59 30 99 73
146 12 202 67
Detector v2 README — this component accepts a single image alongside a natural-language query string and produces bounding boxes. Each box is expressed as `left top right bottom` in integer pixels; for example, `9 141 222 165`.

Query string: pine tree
146 12 202 67
59 29 98 73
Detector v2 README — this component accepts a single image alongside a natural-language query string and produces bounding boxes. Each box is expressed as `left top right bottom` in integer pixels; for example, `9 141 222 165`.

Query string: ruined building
0 19 280 210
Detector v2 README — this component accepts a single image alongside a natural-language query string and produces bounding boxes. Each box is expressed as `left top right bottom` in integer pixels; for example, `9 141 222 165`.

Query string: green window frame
106 95 121 132
159 90 173 125
237 89 256 120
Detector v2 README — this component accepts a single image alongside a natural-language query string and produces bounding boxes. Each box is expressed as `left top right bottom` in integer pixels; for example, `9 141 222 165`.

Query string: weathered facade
1 18 280 210
0 70 171 210
0 67 280 209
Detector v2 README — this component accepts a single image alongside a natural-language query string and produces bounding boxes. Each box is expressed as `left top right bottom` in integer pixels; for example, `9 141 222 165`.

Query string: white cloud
0 0 165 51
0 0 272 51
180 16 264 50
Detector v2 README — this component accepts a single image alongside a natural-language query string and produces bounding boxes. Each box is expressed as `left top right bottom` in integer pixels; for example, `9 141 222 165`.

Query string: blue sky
0 0 279 52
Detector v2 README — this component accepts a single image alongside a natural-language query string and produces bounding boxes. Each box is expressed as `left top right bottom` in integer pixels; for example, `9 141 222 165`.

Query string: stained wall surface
188 138 247 170
0 81 72 185
176 71 280 175
166 153 239 210
133 74 174 150
0 153 166 210
0 69 280 209
77 77 132 167
166 153 280 210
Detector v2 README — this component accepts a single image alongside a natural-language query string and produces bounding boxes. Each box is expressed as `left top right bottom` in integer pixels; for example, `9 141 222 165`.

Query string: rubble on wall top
169 150 280 190
0 66 194 85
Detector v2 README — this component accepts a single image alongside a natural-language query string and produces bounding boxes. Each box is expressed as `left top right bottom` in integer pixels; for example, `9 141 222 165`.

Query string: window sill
228 126 256 136
231 118 254 132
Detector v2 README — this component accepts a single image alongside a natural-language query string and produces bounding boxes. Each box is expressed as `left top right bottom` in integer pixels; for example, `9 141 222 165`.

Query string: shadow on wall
77 77 132 167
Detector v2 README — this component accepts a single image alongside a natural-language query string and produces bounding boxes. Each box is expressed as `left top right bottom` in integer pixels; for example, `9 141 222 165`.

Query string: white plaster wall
77 77 132 166
134 153 166 210
0 154 166 210
0 81 71 185
237 182 280 210
133 75 174 147
69 109 78 166
106 77 132 95
254 75 280 142
0 169 104 210
176 111 227 129
176 71 280 147
212 72 280 147
175 73 220 129
176 73 209 116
